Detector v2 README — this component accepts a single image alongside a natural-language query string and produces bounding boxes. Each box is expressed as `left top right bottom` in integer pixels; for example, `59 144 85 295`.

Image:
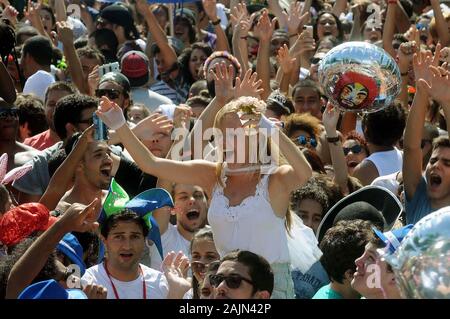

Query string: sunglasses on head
297 135 317 148
95 88 121 99
209 274 255 289
343 144 363 155
191 260 220 274
0 108 19 119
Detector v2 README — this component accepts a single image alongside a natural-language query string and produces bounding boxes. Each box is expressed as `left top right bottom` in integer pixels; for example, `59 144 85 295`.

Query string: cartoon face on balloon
333 71 378 111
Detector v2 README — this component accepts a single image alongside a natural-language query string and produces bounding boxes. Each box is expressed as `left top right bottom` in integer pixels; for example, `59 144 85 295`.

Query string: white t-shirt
81 263 169 299
23 70 55 101
131 87 173 112
149 224 191 271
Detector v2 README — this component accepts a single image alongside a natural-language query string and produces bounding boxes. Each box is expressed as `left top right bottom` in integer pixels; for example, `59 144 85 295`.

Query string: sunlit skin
80 56 102 82
317 13 339 40
292 198 323 233
364 27 382 43
39 9 54 34
339 83 369 109
200 270 218 299
127 106 148 124
351 242 384 299
172 184 208 234
293 87 322 119
141 131 172 158
191 238 220 283
214 261 265 299
102 221 145 281
45 89 71 131
424 147 450 207
97 81 129 110
343 139 368 175
79 141 114 190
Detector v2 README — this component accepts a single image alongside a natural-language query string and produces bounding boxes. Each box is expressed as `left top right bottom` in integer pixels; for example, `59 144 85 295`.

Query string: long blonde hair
212 96 292 231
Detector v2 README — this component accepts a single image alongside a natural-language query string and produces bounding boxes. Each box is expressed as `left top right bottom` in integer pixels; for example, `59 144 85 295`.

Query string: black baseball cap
99 4 140 40
316 185 403 243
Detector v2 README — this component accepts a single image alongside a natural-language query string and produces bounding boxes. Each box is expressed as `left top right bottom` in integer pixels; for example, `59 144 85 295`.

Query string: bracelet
326 136 340 144
211 18 221 26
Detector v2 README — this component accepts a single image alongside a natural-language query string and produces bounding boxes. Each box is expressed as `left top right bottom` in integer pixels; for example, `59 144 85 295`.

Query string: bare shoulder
353 160 379 185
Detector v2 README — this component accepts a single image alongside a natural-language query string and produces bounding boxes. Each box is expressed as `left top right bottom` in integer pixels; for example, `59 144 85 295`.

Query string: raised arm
323 103 349 194
383 0 397 58
54 0 67 22
137 0 177 70
39 126 93 211
202 0 230 52
96 97 217 189
332 0 347 17
6 200 101 299
275 44 296 94
254 10 276 101
56 21 89 94
403 47 441 199
230 3 252 75
430 0 450 46
0 60 16 104
397 40 418 107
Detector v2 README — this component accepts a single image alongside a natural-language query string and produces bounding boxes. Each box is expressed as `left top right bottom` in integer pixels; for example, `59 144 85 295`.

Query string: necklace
104 261 147 299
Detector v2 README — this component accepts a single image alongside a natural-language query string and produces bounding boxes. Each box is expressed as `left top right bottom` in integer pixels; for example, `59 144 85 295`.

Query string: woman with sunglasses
189 228 220 299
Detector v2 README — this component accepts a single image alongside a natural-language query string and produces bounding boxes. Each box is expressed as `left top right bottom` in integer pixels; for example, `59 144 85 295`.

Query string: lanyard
104 262 147 299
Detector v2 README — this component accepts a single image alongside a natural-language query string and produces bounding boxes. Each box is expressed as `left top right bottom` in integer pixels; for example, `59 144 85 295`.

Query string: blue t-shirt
312 283 343 299
405 176 434 224
292 261 330 299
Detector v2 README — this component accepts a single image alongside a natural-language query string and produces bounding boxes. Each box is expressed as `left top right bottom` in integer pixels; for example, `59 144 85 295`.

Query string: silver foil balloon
384 207 450 299
318 42 401 113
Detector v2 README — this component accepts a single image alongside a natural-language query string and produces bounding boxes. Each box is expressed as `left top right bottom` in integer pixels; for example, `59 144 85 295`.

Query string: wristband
102 108 126 131
212 18 221 26
326 135 340 144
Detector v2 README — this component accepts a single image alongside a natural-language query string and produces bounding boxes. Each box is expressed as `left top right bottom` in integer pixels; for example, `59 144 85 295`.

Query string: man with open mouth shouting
403 47 450 225
149 183 208 271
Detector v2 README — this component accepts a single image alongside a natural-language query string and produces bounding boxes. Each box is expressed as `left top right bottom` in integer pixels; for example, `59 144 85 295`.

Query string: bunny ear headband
0 153 33 185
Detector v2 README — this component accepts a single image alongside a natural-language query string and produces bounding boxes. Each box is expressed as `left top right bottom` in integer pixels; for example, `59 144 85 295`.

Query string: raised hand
96 96 126 130
234 69 263 99
58 198 101 233
163 251 192 298
56 21 74 45
1 5 19 26
253 10 276 43
83 283 108 299
88 65 100 96
277 44 296 74
413 42 442 87
291 29 316 57
202 0 218 21
418 63 450 107
282 1 310 36
211 62 234 103
230 2 249 28
132 113 173 140
322 102 341 134
173 105 192 129
136 0 150 14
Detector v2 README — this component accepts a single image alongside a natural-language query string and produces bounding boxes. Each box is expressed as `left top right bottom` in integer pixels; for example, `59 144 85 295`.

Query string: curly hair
283 113 322 139
178 42 213 86
362 102 406 147
320 220 374 284
290 176 330 215
344 130 369 155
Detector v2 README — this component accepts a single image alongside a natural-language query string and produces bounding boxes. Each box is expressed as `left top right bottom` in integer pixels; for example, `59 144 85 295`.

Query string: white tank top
208 169 290 264
363 148 403 177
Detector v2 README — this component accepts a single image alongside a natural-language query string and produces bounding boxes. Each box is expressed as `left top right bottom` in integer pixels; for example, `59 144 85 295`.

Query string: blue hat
125 188 174 260
18 280 87 299
57 233 87 276
373 224 414 255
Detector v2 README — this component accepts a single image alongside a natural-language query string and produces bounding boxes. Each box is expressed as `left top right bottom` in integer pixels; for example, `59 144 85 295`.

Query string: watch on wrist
211 18 221 26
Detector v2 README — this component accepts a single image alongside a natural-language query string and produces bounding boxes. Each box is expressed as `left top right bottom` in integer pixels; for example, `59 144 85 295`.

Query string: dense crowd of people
0 0 449 300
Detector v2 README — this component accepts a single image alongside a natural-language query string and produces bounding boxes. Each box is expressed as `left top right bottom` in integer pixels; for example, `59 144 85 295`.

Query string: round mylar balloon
318 42 401 113
384 207 450 299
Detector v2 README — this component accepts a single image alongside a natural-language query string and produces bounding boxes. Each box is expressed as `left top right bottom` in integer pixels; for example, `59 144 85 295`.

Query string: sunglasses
310 57 322 65
0 108 19 119
209 274 255 289
191 260 220 274
343 144 363 155
95 89 122 100
296 135 317 148
416 23 428 31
